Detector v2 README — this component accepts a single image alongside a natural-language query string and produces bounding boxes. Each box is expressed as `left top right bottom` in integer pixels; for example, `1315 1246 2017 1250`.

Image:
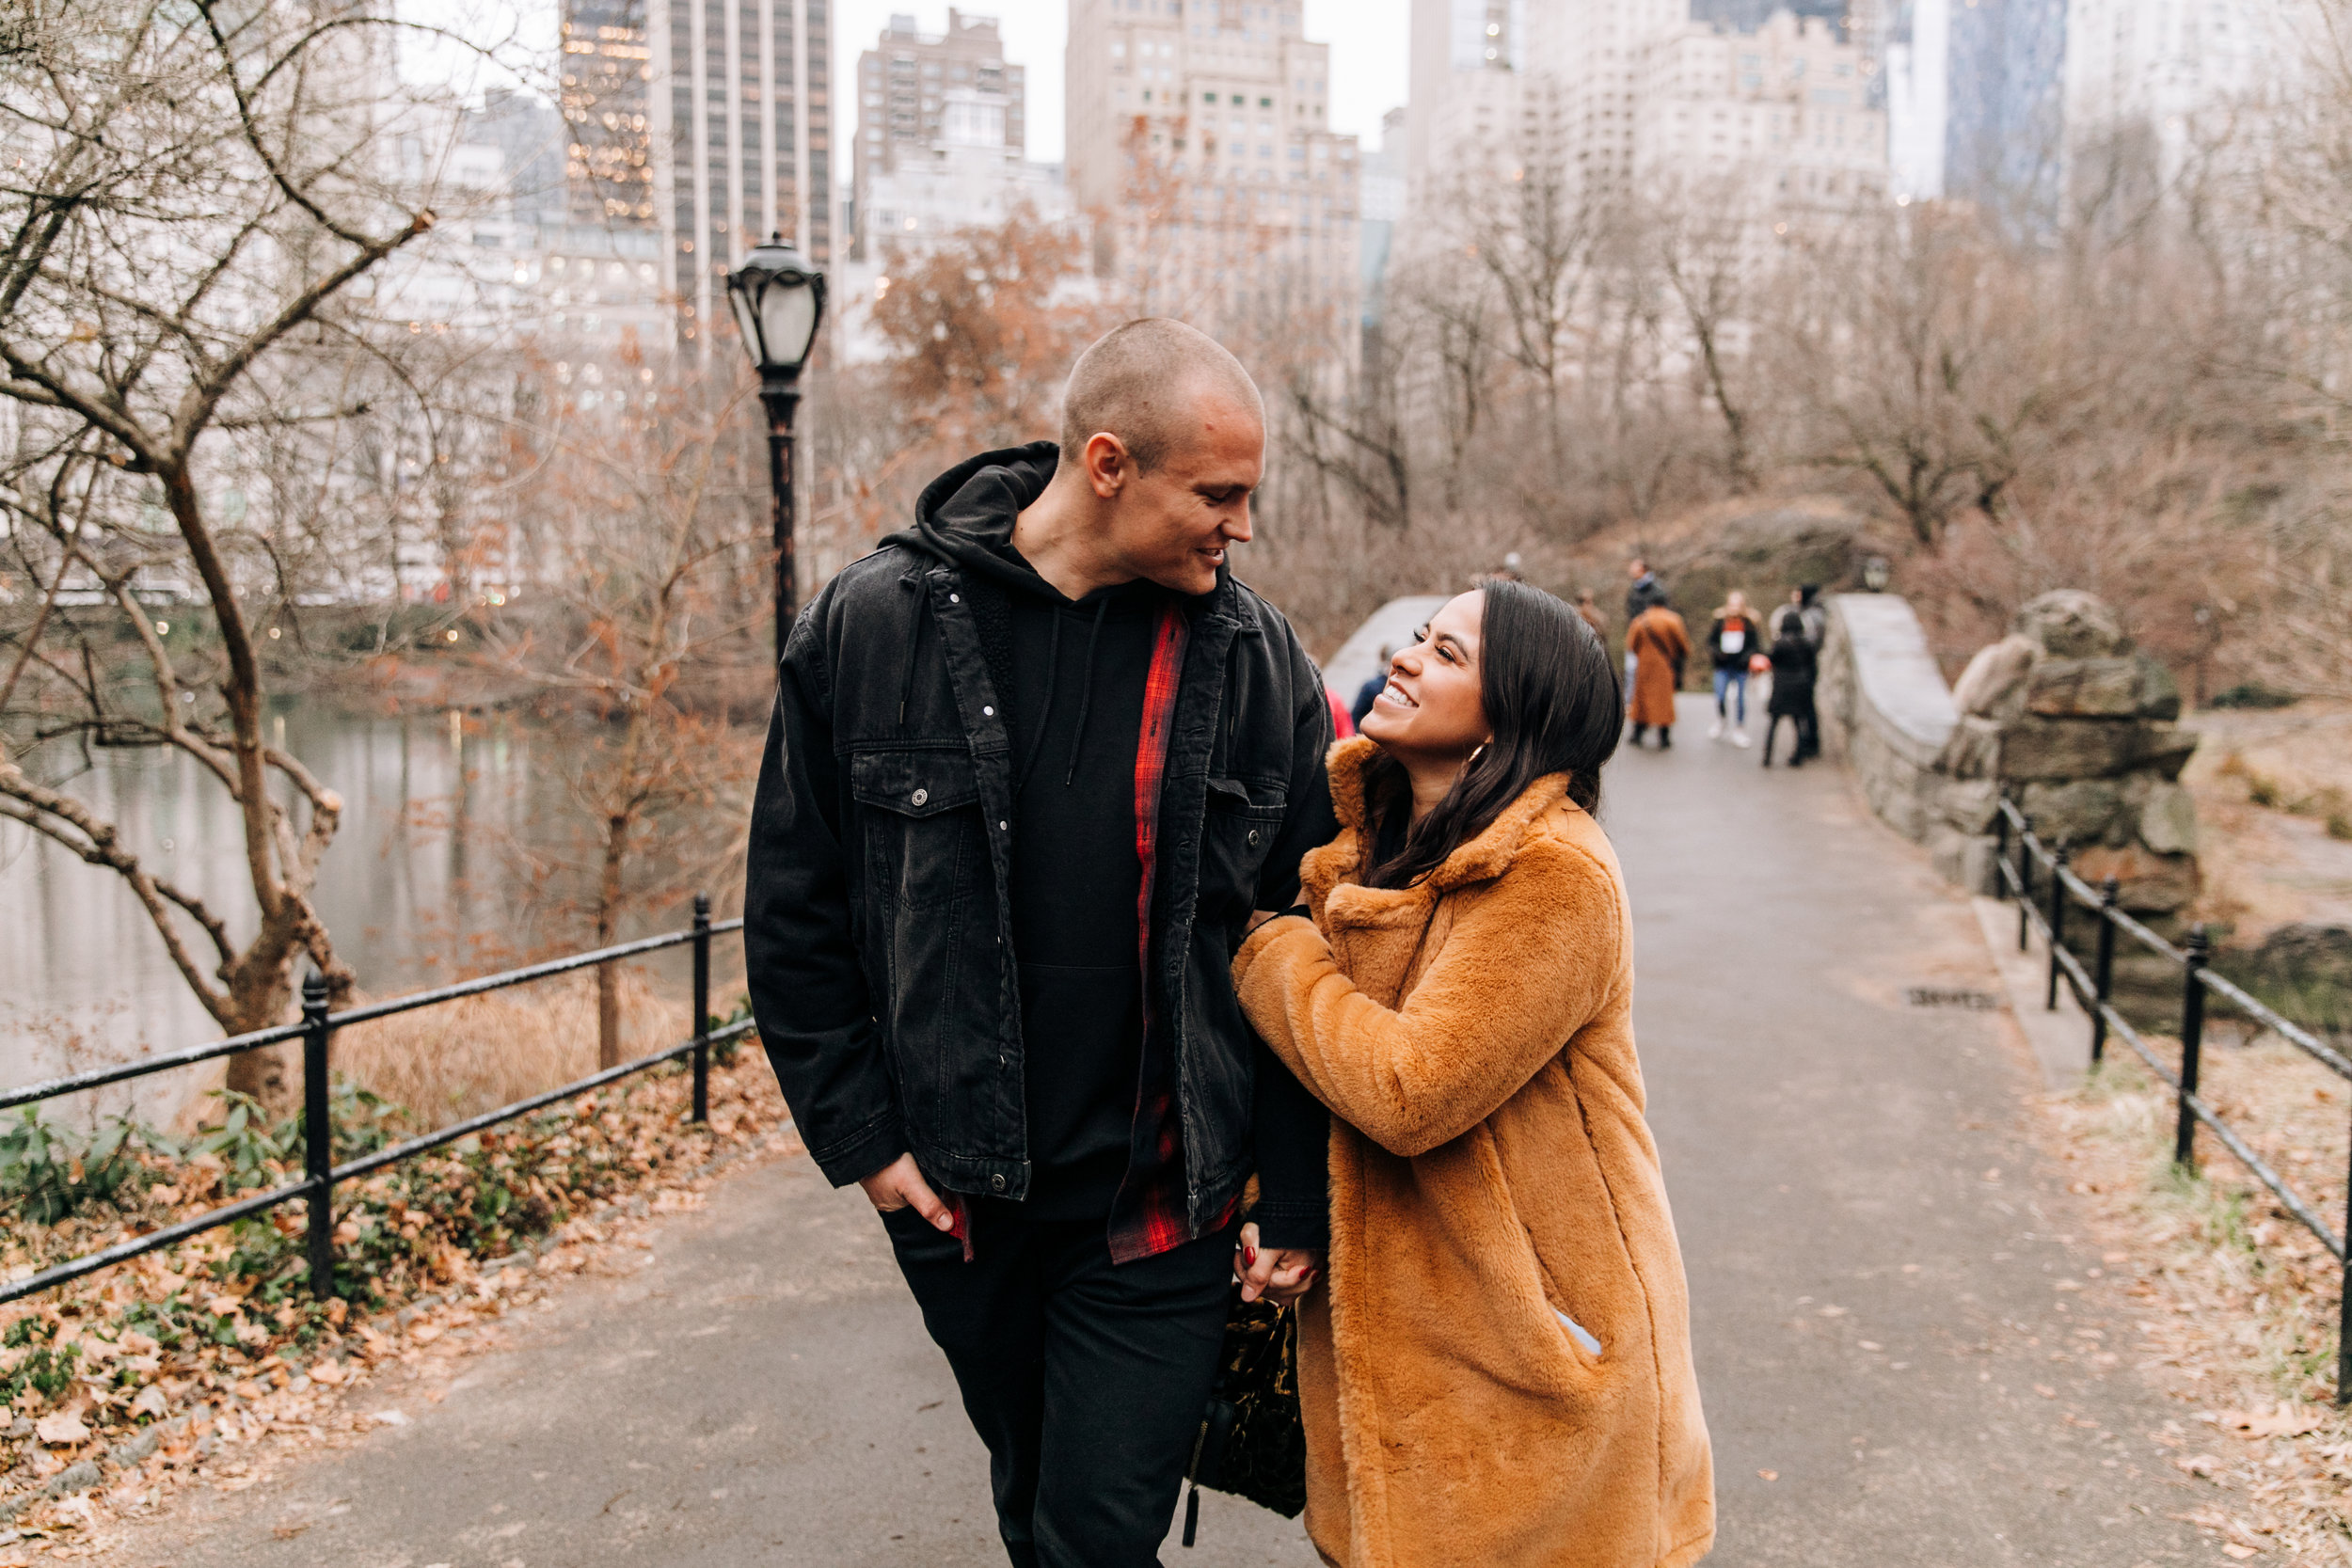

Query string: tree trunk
596 815 628 1069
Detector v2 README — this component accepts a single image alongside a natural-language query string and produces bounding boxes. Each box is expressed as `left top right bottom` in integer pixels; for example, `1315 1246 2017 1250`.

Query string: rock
2134 657 2183 721
1995 717 2147 781
1951 636 2037 720
1936 778 2003 834
2025 657 2142 718
2070 844 2200 913
2138 722 2199 780
2139 783 2199 856
2244 924 2352 999
2019 780 2132 847
2013 590 2131 658
41 1460 101 1498
1938 715 2005 780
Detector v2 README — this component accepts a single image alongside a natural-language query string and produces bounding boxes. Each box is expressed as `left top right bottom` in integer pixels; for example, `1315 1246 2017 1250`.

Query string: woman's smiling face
1360 591 1489 764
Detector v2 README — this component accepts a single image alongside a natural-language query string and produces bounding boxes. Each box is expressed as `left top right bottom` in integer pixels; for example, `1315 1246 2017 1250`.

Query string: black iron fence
0 896 749 1308
1993 799 2352 1404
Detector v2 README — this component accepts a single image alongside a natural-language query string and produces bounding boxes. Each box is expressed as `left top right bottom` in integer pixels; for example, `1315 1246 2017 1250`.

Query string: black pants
882 1199 1237 1568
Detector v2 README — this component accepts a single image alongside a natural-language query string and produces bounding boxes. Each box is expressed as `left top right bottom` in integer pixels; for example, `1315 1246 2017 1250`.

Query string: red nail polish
1243 1245 1257 1266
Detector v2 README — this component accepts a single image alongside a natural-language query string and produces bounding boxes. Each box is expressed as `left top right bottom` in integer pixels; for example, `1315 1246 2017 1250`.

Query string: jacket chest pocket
852 748 986 909
1198 776 1287 926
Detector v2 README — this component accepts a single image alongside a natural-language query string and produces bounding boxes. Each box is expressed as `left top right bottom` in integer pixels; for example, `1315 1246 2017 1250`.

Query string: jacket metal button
982 705 994 717
948 593 960 603
911 788 929 806
1248 829 1262 847
990 1173 1007 1193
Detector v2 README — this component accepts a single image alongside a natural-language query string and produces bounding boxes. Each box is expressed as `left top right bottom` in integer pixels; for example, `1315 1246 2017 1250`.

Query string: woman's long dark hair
1362 580 1624 890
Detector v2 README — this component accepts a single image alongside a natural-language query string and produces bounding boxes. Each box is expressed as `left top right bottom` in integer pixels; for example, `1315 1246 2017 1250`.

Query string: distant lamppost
724 233 826 654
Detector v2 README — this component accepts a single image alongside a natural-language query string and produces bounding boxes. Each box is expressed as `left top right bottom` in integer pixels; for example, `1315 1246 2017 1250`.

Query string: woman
1761 611 1818 768
1625 598 1690 748
1235 582 1714 1568
1705 591 1764 748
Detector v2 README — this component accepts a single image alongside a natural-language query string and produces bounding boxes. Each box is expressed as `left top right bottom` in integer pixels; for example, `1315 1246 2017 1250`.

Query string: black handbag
1181 1286 1306 1546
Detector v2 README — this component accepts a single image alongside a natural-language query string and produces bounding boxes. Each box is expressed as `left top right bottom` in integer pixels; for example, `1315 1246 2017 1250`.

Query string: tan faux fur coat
1233 738 1714 1568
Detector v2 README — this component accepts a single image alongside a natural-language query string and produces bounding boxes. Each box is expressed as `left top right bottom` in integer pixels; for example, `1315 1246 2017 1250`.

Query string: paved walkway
116 695 2217 1567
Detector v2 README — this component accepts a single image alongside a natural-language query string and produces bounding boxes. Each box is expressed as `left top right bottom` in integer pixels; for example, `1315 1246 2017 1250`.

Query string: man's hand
859 1152 956 1231
1236 1221 1321 1307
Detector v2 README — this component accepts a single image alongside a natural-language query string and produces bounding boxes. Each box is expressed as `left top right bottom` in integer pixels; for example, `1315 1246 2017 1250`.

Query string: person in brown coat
1235 582 1714 1568
1625 601 1691 748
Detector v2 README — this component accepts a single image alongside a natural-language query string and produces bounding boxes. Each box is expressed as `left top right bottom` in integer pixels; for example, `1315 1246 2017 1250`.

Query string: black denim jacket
743 445 1335 1250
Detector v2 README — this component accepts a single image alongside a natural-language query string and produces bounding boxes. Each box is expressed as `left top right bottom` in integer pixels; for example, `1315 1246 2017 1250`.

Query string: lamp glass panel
758 280 819 369
727 284 765 365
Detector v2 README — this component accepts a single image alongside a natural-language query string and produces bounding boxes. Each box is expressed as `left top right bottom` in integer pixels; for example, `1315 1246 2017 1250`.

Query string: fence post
2339 1140 2352 1405
2016 815 2036 953
2045 845 2071 1011
2174 926 2210 1171
301 973 336 1301
2090 878 2120 1068
1994 800 2010 895
691 893 711 1125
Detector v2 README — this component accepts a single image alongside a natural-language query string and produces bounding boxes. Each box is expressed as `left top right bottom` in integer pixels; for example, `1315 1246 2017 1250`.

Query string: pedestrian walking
1350 643 1396 728
744 319 1332 1568
1625 599 1690 748
1235 582 1716 1568
1621 557 1667 700
1705 590 1764 748
1761 611 1818 768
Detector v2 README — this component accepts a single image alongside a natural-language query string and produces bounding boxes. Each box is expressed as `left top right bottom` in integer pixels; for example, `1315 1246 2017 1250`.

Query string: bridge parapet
1819 589 2200 918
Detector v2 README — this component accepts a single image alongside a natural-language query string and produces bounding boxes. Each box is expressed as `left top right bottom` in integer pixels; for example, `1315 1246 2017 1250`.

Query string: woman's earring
1469 741 1488 767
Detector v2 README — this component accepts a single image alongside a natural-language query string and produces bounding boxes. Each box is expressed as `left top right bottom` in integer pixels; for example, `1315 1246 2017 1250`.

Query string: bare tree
480 361 767 1067
0 0 479 1097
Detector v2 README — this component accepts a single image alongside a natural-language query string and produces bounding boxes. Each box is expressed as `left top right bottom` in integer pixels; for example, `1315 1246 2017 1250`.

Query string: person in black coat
1761 619 1818 768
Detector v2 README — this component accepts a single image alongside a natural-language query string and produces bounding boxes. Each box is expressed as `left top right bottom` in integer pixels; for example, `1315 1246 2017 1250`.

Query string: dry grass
2043 1031 2352 1563
330 967 683 1132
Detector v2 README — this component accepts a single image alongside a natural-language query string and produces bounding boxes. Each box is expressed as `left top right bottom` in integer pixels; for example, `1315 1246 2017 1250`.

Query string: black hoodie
883 445 1192 1218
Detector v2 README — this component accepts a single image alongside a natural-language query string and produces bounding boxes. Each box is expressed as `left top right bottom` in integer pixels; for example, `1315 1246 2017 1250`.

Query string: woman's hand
1246 909 1284 935
1236 1220 1322 1307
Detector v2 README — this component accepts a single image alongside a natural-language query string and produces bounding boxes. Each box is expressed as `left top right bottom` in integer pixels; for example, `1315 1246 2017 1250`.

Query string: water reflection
1 705 735 1122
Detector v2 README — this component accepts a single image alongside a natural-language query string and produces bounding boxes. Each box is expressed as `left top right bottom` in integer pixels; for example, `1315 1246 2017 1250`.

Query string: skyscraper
634 0 835 348
851 10 1032 261
1064 0 1360 355
1942 0 2067 233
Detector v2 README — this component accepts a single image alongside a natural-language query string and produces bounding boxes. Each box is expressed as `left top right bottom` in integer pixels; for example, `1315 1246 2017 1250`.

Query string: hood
881 440 1065 599
882 439 1229 613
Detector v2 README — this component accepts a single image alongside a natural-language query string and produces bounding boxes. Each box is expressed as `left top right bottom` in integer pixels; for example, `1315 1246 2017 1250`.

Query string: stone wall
1818 590 2201 918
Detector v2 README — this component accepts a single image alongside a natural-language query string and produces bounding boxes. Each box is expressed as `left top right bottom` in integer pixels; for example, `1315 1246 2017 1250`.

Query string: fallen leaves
2207 1405 2325 1439
34 1410 89 1446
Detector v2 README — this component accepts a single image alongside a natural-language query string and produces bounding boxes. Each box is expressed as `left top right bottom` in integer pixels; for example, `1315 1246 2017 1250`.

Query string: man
1623 556 1667 696
1348 642 1396 728
744 320 1331 1567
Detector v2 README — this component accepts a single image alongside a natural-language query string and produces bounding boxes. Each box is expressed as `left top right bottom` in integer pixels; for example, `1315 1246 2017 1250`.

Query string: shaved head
1058 318 1263 472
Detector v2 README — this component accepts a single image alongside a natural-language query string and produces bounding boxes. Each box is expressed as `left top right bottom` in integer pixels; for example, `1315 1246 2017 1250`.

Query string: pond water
1 705 745 1124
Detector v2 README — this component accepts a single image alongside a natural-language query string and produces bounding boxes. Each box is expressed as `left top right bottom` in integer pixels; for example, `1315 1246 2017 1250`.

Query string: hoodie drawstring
1063 596 1111 787
898 582 927 728
1014 612 1063 797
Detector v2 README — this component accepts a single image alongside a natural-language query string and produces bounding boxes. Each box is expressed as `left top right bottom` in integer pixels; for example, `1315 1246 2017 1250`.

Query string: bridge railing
0 895 748 1308
1993 799 2350 1404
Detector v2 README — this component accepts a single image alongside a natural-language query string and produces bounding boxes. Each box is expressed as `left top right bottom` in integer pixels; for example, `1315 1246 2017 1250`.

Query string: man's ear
1082 431 1131 499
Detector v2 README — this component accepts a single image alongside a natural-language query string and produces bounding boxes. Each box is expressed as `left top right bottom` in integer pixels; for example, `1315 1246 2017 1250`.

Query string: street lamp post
723 233 827 655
